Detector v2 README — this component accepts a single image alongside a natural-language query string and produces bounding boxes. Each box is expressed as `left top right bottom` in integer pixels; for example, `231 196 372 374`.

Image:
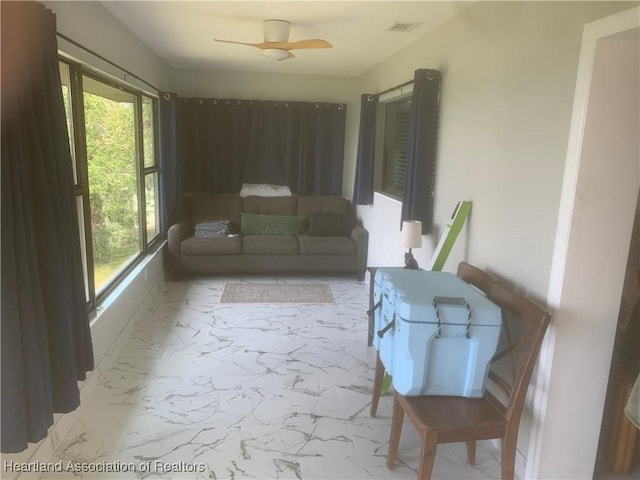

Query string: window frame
373 90 413 202
60 57 161 310
141 95 161 248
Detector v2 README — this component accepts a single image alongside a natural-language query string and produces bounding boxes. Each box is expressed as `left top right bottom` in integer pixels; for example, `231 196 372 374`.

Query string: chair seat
397 395 507 442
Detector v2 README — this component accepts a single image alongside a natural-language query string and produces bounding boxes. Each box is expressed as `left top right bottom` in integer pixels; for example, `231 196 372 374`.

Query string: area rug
219 283 335 304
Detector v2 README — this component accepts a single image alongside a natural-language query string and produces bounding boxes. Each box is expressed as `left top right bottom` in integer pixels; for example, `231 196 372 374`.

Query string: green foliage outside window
83 90 140 288
60 59 159 304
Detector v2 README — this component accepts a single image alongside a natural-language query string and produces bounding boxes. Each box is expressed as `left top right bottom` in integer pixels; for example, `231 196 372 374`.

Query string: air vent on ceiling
386 22 422 33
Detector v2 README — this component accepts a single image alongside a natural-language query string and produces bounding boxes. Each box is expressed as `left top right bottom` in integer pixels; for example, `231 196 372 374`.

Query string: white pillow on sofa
239 183 292 198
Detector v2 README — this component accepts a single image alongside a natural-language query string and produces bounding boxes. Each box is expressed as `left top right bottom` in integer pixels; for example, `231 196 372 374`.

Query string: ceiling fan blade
239 40 332 51
214 38 263 49
240 39 332 51
269 39 333 50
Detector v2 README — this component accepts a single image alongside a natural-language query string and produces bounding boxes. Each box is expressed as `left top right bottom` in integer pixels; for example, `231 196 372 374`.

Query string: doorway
594 193 640 479
526 8 640 480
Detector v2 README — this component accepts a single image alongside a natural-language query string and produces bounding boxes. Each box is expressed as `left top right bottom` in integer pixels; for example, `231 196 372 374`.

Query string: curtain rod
56 32 160 93
376 79 414 98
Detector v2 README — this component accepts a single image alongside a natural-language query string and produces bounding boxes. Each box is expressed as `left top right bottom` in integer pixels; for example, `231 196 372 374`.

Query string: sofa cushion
308 213 352 237
243 235 299 255
243 196 297 216
181 235 241 255
241 213 307 235
298 234 356 255
296 195 350 216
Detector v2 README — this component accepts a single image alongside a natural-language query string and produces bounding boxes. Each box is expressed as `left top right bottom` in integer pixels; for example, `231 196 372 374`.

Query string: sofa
168 193 369 280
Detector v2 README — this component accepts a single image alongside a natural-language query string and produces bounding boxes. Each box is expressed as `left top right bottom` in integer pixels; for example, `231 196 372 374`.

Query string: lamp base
404 249 419 270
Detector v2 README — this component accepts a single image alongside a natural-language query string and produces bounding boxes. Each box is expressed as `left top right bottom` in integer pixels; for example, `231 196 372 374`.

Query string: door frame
527 6 640 479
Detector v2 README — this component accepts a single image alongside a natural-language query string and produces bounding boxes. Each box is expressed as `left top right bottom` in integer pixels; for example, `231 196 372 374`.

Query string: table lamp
401 220 422 269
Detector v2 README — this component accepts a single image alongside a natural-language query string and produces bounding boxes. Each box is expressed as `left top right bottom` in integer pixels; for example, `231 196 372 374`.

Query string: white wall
166 68 357 102
351 1 634 295
43 0 169 92
348 0 637 467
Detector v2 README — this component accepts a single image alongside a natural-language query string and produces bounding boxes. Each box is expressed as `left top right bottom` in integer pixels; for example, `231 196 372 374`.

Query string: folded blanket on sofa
195 220 229 237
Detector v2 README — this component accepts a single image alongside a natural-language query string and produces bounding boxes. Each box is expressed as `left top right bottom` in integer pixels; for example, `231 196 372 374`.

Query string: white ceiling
101 1 473 77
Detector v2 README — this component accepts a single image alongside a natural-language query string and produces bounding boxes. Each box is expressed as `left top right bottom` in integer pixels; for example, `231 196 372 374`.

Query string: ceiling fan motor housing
263 19 290 42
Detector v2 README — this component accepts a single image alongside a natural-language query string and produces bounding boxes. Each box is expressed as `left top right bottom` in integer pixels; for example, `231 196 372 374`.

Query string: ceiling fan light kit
215 18 332 61
263 48 291 61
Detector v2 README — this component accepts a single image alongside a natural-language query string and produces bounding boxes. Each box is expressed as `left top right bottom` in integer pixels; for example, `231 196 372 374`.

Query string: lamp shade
401 220 422 249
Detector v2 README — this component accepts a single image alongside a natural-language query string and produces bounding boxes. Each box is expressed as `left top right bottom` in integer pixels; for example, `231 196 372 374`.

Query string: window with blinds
381 97 412 199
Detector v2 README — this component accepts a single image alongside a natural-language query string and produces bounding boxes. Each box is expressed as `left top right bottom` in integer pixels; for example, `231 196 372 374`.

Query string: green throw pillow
241 213 307 235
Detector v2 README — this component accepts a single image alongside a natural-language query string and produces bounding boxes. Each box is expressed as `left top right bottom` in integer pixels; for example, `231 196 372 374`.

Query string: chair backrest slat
456 262 550 422
489 283 550 421
456 262 496 296
488 369 512 398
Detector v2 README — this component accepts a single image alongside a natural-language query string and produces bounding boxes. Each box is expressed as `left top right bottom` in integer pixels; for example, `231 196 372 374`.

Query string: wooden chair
386 283 551 479
456 261 497 297
370 262 497 417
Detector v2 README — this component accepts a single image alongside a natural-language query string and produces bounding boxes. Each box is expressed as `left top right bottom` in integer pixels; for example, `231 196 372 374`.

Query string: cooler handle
377 313 396 338
432 296 472 339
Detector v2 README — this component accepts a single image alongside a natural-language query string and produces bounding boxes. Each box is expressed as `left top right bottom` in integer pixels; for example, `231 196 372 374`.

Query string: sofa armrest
168 222 192 274
351 225 369 280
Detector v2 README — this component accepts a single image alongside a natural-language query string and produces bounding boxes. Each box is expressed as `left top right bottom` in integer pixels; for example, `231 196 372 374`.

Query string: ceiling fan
215 19 332 61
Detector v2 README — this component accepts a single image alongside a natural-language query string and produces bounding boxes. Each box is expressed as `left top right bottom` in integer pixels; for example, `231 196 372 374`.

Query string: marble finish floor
40 275 503 479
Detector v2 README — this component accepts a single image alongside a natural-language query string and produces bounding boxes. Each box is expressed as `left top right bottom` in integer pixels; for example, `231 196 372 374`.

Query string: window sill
90 241 166 325
374 191 403 205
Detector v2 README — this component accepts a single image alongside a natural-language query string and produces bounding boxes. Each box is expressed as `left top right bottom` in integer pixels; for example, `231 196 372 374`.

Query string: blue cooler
377 269 502 397
373 268 428 373
372 269 398 372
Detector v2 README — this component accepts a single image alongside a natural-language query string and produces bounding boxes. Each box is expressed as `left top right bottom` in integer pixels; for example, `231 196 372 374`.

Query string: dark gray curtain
401 69 441 234
1 1 94 453
242 101 290 187
180 98 254 194
160 96 346 197
352 94 378 205
296 102 346 195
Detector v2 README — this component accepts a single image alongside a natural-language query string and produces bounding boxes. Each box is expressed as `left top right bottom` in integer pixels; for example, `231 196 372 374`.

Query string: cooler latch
377 313 396 338
367 298 382 317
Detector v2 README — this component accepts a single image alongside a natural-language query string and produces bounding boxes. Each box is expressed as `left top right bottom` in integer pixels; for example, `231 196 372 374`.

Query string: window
371 70 441 232
60 59 160 308
141 96 160 241
374 95 412 200
382 98 411 198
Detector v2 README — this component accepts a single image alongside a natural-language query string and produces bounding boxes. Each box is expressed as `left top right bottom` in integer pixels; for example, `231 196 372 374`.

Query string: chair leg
370 352 385 417
417 430 438 480
465 440 476 465
501 433 517 480
387 394 405 469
